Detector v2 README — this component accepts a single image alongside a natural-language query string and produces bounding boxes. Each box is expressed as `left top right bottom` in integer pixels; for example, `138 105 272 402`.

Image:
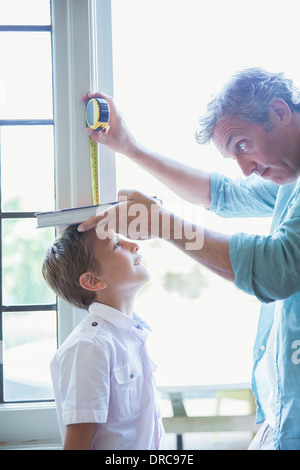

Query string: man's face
212 115 300 185
92 230 150 292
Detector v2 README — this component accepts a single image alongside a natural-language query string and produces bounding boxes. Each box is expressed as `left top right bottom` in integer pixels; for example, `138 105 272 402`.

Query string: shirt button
92 322 98 327
260 345 265 351
130 373 134 379
136 324 142 329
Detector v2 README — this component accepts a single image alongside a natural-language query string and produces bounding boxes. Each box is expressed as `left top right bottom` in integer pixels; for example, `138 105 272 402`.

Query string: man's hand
81 91 137 156
78 189 164 240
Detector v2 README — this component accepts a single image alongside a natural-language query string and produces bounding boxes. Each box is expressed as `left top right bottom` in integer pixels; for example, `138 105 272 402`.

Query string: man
80 68 300 449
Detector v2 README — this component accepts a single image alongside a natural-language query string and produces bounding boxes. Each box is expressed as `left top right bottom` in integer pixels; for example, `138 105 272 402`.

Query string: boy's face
91 230 150 292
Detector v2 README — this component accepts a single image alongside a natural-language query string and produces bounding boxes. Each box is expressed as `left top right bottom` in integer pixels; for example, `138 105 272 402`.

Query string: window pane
2 218 56 305
1 126 55 212
0 32 53 119
3 310 56 401
0 0 50 25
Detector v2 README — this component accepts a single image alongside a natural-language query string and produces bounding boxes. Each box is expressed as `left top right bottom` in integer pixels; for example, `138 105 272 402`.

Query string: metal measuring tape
86 98 110 205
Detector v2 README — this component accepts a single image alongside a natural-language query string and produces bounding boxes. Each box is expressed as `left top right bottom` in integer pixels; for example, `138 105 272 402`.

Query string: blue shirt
210 172 300 450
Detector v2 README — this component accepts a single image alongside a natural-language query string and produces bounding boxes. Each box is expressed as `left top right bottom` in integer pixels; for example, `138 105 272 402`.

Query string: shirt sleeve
210 172 279 218
230 187 300 302
59 338 110 425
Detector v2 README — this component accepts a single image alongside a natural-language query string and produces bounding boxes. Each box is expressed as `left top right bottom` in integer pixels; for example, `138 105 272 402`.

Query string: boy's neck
94 290 136 318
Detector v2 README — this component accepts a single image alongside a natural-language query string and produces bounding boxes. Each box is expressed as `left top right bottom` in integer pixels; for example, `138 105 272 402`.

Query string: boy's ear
79 272 106 291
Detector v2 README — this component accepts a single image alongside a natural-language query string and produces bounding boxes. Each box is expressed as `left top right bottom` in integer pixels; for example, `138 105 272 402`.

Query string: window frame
0 0 115 448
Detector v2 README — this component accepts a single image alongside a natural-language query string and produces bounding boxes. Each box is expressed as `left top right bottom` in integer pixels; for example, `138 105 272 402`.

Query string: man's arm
82 92 211 208
124 143 212 208
168 212 234 281
64 423 96 450
78 190 234 283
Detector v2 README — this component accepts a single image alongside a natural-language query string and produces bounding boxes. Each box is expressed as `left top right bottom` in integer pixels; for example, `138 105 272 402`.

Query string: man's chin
271 174 297 185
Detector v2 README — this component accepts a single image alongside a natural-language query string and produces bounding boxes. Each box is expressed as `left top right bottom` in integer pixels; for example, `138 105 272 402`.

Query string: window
110 0 299 387
0 0 114 447
0 0 56 403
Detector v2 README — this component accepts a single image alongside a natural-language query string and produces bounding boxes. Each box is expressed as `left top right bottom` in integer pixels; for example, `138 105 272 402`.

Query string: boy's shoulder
54 314 107 358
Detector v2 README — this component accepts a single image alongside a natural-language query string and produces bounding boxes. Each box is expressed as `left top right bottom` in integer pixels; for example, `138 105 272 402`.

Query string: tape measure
88 138 100 205
86 98 110 131
86 98 110 205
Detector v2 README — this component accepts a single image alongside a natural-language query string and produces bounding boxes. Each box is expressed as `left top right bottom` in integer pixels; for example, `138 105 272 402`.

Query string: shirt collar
89 301 147 331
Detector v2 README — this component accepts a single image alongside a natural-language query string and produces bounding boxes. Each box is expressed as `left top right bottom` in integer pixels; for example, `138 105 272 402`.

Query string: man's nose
237 157 256 177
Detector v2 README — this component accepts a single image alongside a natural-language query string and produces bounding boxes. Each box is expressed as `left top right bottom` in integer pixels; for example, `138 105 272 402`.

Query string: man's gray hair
195 67 300 145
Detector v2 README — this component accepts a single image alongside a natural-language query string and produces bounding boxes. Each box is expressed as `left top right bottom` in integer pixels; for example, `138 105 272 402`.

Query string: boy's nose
132 242 139 252
127 240 139 252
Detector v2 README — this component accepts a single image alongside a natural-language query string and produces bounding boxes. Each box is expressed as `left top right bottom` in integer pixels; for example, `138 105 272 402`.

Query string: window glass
1 126 55 212
111 0 299 387
0 0 107 422
0 0 50 25
0 32 53 120
2 218 55 305
0 5 56 404
3 310 56 401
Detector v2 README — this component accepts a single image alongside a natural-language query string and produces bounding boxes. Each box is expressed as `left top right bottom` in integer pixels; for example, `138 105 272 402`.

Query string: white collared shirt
50 302 165 450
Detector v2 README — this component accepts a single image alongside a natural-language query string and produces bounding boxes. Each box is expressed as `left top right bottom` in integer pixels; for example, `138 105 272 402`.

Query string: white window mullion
52 0 94 211
52 0 95 343
95 0 116 203
52 0 116 211
52 0 116 344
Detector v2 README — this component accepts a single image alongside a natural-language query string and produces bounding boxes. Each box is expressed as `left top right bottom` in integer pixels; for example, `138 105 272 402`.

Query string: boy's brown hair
42 225 101 310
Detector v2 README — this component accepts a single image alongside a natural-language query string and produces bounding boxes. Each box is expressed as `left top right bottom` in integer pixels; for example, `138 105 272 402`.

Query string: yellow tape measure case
86 98 110 131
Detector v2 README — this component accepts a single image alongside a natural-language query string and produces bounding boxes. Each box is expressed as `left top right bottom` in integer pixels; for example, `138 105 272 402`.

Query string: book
35 202 117 228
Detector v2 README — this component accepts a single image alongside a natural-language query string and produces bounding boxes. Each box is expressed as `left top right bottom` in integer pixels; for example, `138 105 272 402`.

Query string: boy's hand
81 91 137 156
78 190 165 240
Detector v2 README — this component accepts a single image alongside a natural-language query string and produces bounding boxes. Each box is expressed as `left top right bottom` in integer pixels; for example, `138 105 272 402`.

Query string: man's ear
269 98 292 126
79 272 106 291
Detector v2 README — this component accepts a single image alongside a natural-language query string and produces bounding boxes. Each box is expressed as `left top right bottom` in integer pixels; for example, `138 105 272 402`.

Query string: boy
42 224 165 450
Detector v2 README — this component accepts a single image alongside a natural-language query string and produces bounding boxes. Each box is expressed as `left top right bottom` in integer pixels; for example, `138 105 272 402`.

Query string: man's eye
113 241 121 249
237 141 247 152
